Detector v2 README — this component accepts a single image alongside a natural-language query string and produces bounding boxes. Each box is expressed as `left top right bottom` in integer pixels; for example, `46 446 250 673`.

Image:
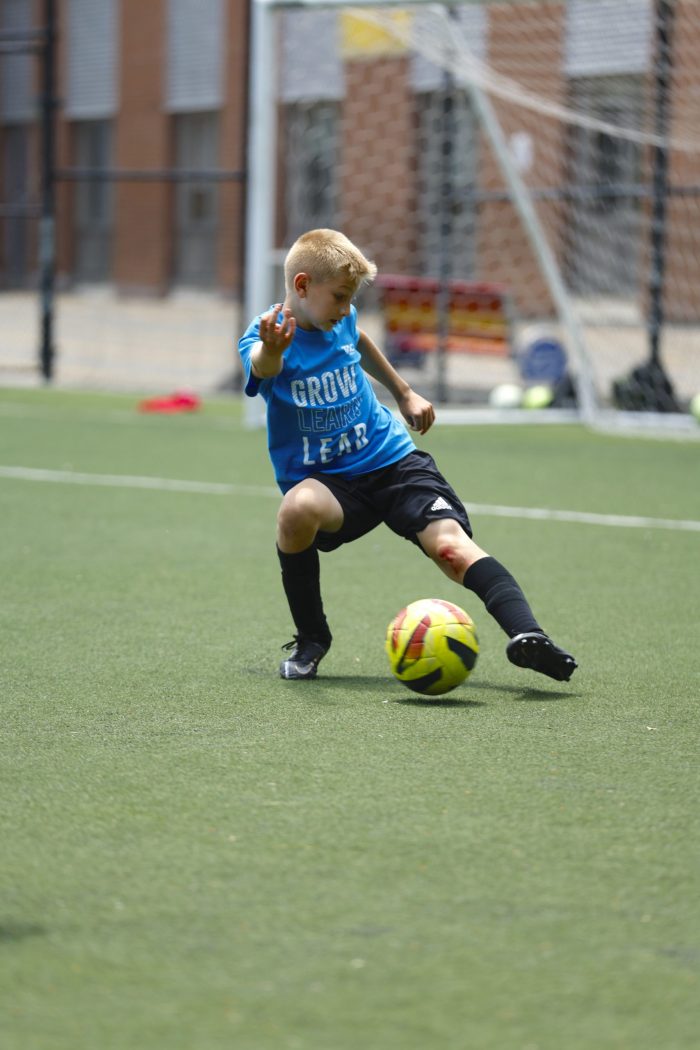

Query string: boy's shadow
476 681 579 702
299 674 480 706
302 675 577 705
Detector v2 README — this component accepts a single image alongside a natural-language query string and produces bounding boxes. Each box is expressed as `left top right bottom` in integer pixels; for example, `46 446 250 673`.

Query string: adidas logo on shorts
430 496 453 512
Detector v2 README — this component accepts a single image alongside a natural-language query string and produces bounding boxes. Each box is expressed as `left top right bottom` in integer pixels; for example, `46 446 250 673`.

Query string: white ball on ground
488 383 523 408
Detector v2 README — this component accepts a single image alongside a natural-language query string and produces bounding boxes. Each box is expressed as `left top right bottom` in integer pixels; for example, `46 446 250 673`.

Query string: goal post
245 0 700 431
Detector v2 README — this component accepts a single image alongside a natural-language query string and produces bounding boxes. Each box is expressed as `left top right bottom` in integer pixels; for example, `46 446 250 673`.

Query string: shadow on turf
395 696 485 708
476 680 578 702
397 683 578 704
283 675 482 706
295 676 485 707
288 674 390 686
281 676 577 705
0 921 46 943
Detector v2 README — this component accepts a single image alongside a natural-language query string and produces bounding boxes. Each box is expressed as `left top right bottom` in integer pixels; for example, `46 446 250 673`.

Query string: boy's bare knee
276 481 343 553
277 490 317 543
435 542 467 576
418 520 488 582
278 486 317 527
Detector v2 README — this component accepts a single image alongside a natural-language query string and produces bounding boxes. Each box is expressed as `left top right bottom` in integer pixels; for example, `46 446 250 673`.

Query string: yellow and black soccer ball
386 598 479 696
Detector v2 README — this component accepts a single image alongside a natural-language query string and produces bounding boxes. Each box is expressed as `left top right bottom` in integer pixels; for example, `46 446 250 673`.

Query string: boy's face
292 274 357 332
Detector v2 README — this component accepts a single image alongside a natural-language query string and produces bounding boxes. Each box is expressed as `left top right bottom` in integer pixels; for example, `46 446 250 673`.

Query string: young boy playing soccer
238 229 577 682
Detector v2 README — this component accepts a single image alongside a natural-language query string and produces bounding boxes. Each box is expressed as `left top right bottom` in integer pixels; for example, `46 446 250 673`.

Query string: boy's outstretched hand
259 303 296 355
398 389 435 435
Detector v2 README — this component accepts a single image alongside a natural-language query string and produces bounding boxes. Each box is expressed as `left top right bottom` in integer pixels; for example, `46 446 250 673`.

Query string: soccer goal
245 0 700 431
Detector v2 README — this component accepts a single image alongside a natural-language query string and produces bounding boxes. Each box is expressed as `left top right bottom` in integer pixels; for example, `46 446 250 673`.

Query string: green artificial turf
1 388 699 1049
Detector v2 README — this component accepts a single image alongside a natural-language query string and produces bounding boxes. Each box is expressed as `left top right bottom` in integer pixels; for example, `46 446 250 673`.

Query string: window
73 120 114 281
564 76 644 296
416 88 478 280
173 112 219 286
283 102 339 245
2 125 31 286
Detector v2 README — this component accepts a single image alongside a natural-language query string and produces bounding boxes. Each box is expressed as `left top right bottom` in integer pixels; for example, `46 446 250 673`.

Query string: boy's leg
276 544 331 643
276 480 344 678
417 519 542 637
417 519 577 681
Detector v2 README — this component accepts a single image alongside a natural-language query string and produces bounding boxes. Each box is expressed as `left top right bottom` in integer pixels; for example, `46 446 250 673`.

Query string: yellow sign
340 11 411 58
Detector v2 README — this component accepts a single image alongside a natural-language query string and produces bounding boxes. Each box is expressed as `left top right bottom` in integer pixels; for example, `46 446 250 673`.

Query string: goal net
246 0 700 429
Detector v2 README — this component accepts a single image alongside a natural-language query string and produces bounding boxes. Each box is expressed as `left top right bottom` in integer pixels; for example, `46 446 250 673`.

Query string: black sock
463 556 542 638
277 545 332 644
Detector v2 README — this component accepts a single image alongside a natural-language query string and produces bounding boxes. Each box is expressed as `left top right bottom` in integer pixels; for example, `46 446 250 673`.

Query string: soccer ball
386 598 479 697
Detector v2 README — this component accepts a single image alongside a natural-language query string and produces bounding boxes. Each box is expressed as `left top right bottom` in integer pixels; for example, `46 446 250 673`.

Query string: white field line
2 464 699 534
0 465 278 498
466 501 700 533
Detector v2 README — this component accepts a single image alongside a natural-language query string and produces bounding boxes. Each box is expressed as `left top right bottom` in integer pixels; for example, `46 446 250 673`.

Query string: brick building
274 1 700 322
0 0 249 295
1 0 699 323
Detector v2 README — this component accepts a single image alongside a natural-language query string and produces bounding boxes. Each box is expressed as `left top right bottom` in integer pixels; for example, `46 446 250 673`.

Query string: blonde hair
284 229 377 293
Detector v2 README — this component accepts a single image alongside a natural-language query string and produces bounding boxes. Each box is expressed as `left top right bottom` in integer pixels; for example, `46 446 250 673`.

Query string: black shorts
311 450 472 553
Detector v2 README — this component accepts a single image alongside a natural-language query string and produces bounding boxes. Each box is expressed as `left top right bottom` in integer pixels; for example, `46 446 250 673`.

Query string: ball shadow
395 696 486 708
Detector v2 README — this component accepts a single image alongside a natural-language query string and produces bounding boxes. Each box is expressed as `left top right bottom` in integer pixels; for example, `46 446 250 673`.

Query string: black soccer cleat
279 635 331 680
506 632 578 682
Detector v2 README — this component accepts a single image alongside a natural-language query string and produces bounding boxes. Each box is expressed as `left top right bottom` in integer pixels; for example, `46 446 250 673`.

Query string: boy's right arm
251 304 296 378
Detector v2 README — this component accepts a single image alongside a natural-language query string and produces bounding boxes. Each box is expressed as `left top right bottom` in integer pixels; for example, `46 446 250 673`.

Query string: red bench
376 274 511 363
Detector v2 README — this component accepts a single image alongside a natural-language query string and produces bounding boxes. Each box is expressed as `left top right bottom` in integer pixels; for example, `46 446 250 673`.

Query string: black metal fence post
39 0 57 382
435 4 460 405
612 0 680 411
648 0 674 369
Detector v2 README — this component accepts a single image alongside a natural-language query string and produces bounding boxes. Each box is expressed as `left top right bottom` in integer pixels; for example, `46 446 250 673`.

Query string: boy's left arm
357 328 435 435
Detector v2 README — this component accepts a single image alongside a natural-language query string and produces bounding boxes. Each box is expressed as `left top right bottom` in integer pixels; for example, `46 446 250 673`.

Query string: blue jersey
238 306 415 493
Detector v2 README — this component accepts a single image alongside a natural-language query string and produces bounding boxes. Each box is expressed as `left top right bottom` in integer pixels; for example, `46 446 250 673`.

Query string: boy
238 229 577 683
